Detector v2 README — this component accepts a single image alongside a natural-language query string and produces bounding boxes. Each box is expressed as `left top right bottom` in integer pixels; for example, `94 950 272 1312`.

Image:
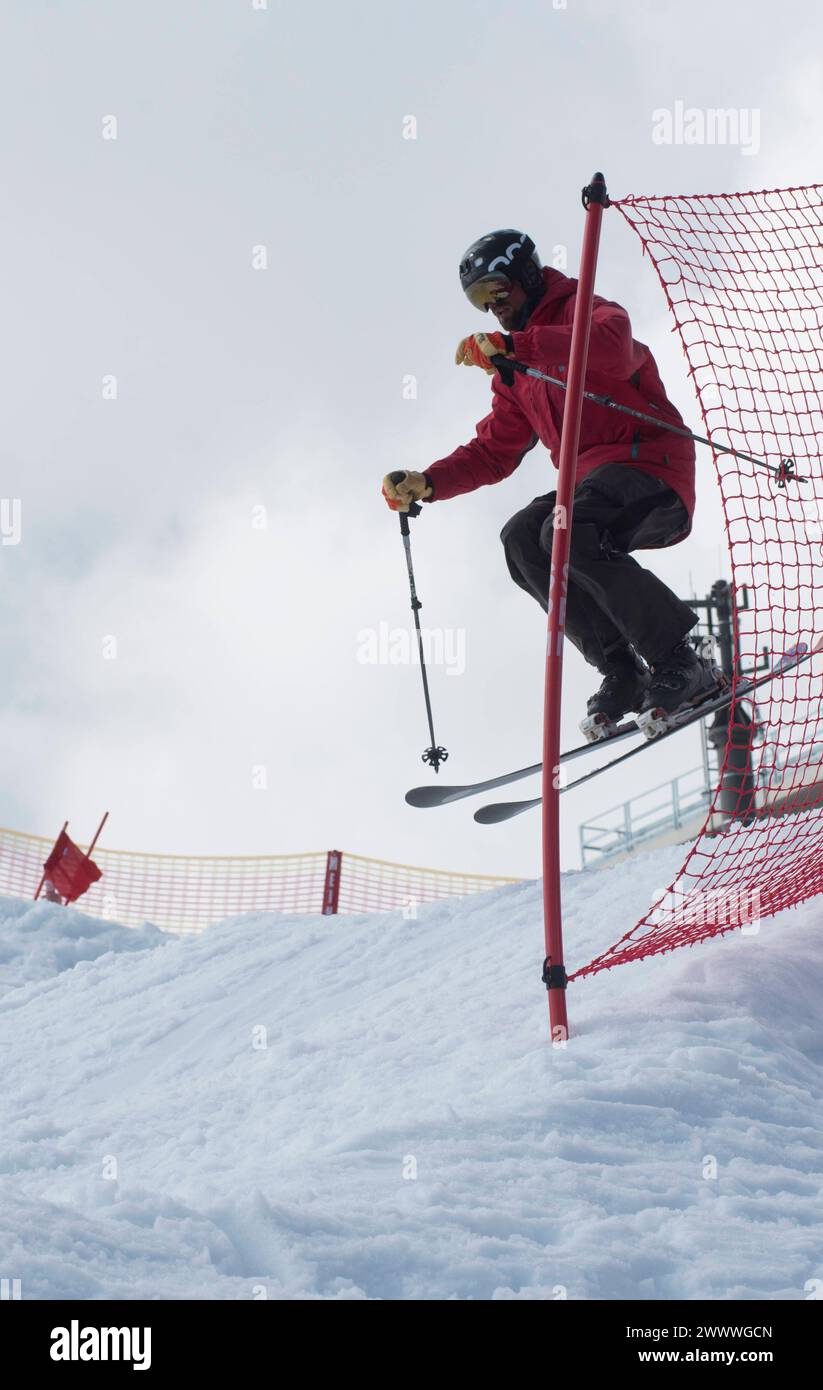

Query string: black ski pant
500 462 698 672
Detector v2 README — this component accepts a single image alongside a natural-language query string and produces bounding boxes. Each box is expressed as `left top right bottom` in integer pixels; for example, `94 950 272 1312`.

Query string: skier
382 229 722 734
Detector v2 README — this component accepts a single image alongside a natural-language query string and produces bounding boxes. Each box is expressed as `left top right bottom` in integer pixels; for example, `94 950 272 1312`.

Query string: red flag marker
35 813 108 905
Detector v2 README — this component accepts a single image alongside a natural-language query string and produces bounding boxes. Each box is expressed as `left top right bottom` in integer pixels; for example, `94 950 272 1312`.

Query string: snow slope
1 846 822 1301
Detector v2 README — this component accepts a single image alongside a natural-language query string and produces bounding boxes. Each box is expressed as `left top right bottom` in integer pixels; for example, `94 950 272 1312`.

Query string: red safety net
0 826 519 934
574 184 823 979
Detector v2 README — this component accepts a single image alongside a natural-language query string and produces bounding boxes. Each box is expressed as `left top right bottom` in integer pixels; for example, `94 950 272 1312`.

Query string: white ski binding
579 712 620 744
636 706 674 741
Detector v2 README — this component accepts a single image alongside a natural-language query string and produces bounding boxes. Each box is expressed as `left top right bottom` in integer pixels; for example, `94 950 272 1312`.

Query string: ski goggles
464 275 513 313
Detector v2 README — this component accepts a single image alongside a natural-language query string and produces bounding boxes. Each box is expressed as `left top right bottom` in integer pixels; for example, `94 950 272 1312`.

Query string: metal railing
579 766 711 869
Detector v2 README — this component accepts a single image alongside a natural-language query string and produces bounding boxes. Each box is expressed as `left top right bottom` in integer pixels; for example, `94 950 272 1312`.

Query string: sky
0 0 821 880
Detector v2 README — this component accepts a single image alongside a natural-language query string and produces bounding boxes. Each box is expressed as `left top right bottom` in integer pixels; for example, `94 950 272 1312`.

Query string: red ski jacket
426 267 696 540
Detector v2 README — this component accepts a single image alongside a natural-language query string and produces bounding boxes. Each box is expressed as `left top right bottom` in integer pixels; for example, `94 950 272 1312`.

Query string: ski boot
579 648 651 743
637 638 728 740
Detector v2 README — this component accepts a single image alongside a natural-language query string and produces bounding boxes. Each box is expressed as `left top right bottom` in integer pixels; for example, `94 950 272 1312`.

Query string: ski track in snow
0 844 821 1301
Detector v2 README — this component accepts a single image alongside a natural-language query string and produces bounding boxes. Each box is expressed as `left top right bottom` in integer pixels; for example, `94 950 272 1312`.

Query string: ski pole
490 356 806 487
388 471 448 774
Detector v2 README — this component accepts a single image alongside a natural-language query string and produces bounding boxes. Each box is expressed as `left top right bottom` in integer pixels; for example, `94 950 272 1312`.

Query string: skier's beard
512 288 543 331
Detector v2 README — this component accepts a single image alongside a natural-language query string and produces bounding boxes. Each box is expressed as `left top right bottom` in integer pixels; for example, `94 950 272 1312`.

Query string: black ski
473 643 818 825
405 719 641 809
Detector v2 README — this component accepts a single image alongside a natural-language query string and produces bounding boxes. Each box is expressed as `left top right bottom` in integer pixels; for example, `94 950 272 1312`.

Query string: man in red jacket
383 229 720 731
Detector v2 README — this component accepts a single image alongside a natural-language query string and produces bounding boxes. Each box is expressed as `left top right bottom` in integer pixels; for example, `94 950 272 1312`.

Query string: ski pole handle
399 505 422 536
490 354 527 388
388 470 422 533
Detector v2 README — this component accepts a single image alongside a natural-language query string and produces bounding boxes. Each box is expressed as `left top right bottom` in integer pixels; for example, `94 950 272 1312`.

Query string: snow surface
1 846 822 1301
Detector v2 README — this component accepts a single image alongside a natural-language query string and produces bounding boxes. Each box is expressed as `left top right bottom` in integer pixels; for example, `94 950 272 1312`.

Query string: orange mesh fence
337 852 519 913
0 826 520 934
574 184 823 979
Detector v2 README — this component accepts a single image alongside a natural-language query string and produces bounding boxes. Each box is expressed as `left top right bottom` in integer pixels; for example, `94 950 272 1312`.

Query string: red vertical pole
322 850 342 915
542 173 609 1042
84 811 109 860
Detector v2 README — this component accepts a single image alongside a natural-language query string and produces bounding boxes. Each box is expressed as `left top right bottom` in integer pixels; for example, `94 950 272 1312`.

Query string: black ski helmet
459 229 543 302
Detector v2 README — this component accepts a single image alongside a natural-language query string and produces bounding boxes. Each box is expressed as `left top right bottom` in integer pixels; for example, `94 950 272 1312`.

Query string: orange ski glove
382 470 433 512
454 330 514 375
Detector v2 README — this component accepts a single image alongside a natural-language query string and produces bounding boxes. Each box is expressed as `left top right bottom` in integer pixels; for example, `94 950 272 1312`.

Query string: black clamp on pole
582 171 610 210
542 958 568 991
